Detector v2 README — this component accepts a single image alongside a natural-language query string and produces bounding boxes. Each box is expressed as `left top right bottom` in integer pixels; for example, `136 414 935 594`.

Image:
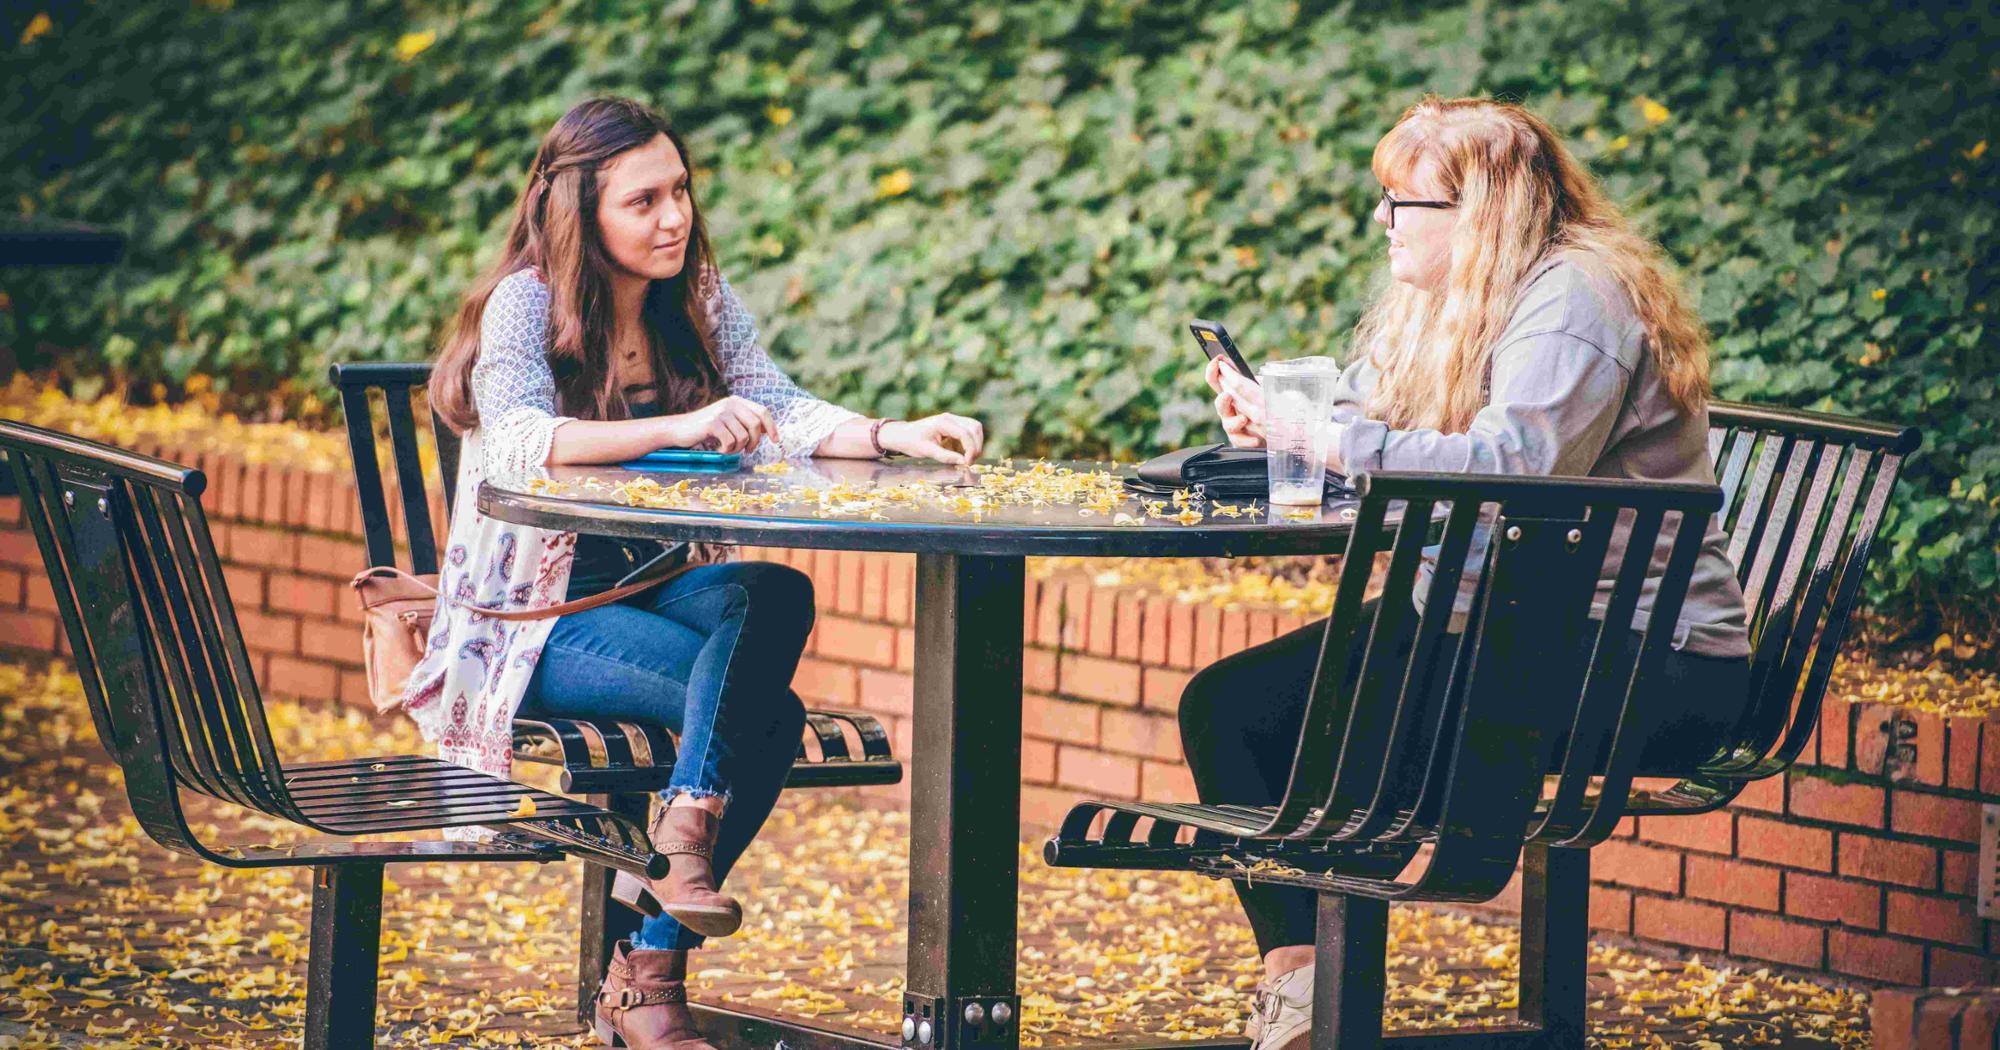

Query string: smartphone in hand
1189 319 1256 383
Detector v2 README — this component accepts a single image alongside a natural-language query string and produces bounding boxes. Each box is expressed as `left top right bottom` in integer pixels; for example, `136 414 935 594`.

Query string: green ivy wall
3 0 1995 639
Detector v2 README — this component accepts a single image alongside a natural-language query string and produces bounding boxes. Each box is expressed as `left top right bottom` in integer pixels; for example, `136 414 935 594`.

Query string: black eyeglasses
1380 187 1455 229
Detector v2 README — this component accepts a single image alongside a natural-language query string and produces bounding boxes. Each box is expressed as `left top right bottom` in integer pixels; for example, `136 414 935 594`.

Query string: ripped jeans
519 561 813 950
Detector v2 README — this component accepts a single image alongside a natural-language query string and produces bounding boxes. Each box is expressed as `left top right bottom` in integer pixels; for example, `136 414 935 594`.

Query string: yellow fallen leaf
395 29 436 60
875 169 913 199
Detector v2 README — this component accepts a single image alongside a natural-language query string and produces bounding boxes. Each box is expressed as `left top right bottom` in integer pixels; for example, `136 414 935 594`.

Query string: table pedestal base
689 1002 1252 1050
906 553 1025 1050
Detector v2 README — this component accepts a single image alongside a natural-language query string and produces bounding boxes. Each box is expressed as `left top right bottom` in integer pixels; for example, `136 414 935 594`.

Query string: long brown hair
431 97 724 433
1353 96 1710 432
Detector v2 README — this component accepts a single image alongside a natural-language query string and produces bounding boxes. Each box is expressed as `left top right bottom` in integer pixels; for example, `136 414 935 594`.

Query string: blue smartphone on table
620 448 743 472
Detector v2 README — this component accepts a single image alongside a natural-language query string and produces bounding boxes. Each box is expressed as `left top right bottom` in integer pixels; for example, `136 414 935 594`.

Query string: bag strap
349 561 688 622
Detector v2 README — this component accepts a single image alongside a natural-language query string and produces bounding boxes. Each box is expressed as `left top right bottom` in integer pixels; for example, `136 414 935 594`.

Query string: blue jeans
519 561 813 950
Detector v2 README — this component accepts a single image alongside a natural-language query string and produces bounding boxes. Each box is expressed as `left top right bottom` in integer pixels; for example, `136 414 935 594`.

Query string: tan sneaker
1247 962 1313 1050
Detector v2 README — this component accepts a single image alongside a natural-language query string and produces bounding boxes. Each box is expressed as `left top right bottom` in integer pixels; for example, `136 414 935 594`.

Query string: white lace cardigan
399 267 859 779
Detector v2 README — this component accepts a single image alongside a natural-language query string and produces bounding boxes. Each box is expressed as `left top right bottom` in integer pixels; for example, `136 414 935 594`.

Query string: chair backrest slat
1304 496 1437 834
37 470 211 853
1558 506 1712 845
1726 433 1790 583
1712 427 1757 525
144 487 291 812
1532 505 1662 840
121 484 248 805
1767 450 1903 769
8 452 131 765
381 383 439 575
335 383 400 570
1759 444 1847 642
123 477 293 810
1739 438 1819 627
156 491 272 770
1731 444 1849 752
435 412 462 517
329 363 451 575
1319 494 1484 842
1252 496 1391 837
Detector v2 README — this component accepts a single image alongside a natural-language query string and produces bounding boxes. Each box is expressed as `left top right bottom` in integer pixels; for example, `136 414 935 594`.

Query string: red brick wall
0 446 431 711
1 451 1993 987
1874 987 2000 1050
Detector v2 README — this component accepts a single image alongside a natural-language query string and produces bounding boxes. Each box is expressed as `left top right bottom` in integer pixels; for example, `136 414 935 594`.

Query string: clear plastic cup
1259 356 1342 507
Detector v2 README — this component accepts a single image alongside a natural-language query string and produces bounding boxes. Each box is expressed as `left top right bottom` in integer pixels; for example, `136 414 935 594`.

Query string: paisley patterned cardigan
399 267 858 779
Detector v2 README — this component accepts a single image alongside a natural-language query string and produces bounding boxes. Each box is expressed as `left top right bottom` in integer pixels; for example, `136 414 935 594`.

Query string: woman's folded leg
521 561 816 947
632 561 814 947
1178 618 1332 958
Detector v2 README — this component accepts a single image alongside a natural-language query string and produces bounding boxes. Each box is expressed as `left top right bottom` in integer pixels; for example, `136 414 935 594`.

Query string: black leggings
1176 600 1751 955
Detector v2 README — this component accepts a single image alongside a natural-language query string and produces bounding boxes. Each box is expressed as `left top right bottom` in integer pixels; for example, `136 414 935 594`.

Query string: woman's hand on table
1206 356 1267 448
880 414 985 465
660 396 778 454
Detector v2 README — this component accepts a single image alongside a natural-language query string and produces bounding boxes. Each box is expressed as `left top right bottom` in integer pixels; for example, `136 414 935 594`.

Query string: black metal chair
1045 402 1919 1050
327 360 903 1020
0 419 668 1050
1621 401 1922 814
1047 471 1730 1049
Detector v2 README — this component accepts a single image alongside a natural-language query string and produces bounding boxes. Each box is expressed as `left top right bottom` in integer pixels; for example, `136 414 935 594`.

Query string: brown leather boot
591 941 716 1049
611 804 744 937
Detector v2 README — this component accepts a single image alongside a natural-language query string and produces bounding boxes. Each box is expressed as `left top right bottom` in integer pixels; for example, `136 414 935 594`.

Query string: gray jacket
1331 255 1752 658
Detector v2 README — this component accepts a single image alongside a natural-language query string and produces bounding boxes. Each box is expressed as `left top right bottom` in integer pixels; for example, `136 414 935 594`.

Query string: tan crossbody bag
349 552 690 716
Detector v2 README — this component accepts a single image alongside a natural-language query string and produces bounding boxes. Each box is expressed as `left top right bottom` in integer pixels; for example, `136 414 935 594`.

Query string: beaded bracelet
870 418 896 458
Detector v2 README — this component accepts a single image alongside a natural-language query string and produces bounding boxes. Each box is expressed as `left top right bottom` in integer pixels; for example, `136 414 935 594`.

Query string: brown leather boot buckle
599 986 688 1009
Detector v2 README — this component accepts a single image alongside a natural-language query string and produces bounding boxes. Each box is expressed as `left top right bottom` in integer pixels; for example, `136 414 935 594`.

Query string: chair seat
511 717 675 793
511 708 903 794
1062 782 1704 853
280 755 661 876
1044 798 1420 894
1073 798 1432 841
1048 778 1754 900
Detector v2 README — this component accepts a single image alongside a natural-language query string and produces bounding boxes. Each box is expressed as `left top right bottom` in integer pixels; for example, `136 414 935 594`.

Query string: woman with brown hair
403 97 983 1049
1189 96 1752 1048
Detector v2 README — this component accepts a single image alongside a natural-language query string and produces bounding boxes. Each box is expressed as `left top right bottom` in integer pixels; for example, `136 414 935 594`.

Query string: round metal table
480 456 1360 1050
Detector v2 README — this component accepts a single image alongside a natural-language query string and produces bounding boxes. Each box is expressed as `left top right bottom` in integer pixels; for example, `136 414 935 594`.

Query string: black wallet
1123 443 1354 500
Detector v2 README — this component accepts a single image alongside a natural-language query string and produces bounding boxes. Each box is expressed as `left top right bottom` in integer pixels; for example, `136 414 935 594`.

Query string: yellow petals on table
538 460 1242 527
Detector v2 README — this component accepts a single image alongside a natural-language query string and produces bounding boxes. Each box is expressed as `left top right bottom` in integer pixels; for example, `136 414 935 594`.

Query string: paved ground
0 658 1870 1048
